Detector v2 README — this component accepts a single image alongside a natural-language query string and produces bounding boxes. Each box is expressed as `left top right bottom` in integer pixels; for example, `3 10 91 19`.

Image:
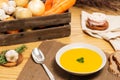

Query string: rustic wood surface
17 41 120 80
0 6 120 80
0 12 71 46
0 12 71 32
75 0 120 11
0 24 70 46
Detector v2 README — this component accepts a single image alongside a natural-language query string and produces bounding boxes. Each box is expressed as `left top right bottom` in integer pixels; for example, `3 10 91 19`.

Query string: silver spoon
32 48 55 80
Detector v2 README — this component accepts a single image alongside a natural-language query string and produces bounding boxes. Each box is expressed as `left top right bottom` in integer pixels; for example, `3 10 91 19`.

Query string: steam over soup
60 48 102 73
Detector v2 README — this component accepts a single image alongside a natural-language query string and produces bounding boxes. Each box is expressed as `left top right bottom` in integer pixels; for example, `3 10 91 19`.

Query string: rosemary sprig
0 50 8 64
15 45 27 54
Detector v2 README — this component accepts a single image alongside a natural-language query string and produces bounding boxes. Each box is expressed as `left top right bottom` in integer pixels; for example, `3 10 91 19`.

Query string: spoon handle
42 64 55 80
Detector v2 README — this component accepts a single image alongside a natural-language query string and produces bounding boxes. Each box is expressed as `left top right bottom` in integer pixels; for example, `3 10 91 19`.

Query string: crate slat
0 24 70 46
0 12 71 45
0 12 71 32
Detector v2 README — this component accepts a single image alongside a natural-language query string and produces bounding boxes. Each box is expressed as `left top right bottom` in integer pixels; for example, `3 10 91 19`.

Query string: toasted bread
2 54 23 67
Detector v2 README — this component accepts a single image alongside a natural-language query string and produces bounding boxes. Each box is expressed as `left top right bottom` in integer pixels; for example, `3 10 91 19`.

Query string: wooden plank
0 12 71 32
17 41 120 80
0 24 70 46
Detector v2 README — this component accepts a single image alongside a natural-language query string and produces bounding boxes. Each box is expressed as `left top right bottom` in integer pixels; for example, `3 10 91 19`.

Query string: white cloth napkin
81 11 120 51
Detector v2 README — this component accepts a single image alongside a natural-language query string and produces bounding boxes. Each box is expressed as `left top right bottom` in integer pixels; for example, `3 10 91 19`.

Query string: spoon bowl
32 48 45 63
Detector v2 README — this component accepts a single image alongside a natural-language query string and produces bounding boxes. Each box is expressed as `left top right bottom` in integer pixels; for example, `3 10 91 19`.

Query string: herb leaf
15 45 27 54
0 50 8 64
76 57 84 63
0 45 27 65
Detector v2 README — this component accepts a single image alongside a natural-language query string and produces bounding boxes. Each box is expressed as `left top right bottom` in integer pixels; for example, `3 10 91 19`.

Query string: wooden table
0 6 119 80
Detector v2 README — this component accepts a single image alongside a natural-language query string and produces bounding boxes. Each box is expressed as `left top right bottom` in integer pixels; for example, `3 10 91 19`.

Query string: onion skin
15 7 32 19
28 0 45 16
14 0 29 7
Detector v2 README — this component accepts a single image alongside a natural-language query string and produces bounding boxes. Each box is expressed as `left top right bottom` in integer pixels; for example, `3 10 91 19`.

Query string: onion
15 7 32 19
28 0 45 16
14 0 29 7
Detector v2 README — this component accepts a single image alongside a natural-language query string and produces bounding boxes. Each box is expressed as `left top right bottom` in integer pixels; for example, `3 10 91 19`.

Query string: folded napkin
17 40 70 80
17 40 119 80
81 11 120 51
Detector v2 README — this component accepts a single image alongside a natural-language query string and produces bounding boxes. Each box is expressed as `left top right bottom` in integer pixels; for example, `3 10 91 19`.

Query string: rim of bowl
55 43 107 75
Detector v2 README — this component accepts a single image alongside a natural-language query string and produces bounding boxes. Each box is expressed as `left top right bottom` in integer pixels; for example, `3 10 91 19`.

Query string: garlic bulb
1 2 8 13
0 9 10 20
8 0 16 7
5 50 19 63
2 1 16 15
0 9 6 16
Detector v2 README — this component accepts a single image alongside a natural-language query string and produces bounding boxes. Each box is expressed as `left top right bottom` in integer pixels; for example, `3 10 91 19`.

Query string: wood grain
0 12 71 46
0 24 70 46
0 6 119 80
17 41 120 80
0 12 71 32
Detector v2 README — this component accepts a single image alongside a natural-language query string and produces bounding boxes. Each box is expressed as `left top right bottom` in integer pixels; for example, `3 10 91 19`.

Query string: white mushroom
5 50 19 63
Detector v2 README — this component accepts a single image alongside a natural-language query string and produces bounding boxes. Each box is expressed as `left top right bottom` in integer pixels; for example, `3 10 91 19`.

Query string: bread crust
2 54 23 67
86 19 109 30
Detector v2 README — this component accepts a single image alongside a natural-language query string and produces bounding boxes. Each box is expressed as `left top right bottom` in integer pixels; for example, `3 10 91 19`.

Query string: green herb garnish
76 57 84 63
0 50 8 64
0 45 27 65
15 45 27 54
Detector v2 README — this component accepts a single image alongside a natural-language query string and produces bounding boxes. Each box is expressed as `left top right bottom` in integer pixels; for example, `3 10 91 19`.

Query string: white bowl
55 43 107 75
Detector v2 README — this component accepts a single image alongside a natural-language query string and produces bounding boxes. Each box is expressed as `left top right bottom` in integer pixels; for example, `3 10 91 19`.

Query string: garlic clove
8 0 16 7
0 0 8 8
6 6 15 14
1 2 9 12
0 9 6 16
5 50 19 63
2 1 16 15
1 15 10 21
0 9 10 20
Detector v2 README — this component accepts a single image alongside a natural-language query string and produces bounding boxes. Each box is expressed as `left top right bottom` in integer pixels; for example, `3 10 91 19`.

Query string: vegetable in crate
14 7 32 19
44 0 76 15
44 0 53 11
0 0 8 8
14 0 29 7
2 0 16 15
0 0 16 21
27 0 45 16
0 45 27 67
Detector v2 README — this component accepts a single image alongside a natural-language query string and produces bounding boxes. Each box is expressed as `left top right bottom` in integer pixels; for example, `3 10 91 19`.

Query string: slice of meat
109 54 120 76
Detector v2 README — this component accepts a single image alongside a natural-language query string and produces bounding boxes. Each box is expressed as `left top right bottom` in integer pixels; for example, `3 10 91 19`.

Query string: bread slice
2 54 23 67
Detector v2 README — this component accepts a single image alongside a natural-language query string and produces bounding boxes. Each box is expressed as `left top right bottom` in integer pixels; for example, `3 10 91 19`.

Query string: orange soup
60 48 102 73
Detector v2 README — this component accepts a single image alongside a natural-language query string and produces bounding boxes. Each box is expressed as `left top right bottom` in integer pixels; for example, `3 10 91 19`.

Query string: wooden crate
75 0 120 11
0 12 71 46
